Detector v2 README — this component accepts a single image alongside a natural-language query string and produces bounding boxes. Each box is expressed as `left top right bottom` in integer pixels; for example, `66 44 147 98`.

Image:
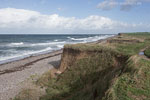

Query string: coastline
0 49 62 65
0 34 115 65
0 35 116 100
0 34 117 75
0 49 63 74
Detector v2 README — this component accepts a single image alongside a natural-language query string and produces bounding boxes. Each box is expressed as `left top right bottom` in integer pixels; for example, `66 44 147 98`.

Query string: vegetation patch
14 88 43 100
35 70 52 87
144 47 150 58
103 58 150 100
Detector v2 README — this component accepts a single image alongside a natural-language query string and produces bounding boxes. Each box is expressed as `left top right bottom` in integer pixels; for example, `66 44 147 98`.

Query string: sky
0 0 150 34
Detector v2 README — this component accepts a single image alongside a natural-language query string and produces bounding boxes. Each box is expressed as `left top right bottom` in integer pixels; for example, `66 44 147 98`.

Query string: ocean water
0 34 114 64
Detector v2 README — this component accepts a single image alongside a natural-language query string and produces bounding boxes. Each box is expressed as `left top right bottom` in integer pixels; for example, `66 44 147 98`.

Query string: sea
0 34 114 64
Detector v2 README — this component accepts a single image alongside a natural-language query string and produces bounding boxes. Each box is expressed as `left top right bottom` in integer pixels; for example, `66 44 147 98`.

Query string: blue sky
0 0 150 34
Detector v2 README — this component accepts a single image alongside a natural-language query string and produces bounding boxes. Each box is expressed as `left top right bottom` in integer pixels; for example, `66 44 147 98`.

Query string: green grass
14 89 42 100
113 33 150 56
144 47 150 58
124 32 150 37
35 70 52 87
64 43 117 52
104 58 150 100
115 41 150 56
121 32 150 41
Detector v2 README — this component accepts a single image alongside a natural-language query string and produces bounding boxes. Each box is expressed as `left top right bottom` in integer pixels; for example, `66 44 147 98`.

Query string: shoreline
0 34 115 65
0 34 116 72
0 35 116 100
0 49 62 100
0 49 63 65
0 49 63 75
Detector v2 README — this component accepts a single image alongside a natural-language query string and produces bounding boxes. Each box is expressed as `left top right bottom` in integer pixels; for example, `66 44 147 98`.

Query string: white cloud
97 0 118 10
97 0 150 11
0 8 148 34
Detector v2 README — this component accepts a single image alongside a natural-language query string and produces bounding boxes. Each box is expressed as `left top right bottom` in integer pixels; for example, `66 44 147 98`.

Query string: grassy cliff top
65 32 150 55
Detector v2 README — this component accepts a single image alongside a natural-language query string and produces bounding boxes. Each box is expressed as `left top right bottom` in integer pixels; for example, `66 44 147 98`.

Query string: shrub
144 47 150 58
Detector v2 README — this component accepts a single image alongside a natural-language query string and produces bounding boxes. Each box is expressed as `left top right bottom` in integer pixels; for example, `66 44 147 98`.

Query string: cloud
120 0 142 11
0 8 148 34
97 0 118 10
97 0 150 11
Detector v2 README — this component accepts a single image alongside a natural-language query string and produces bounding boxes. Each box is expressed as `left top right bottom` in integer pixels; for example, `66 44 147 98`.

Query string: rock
55 71 62 76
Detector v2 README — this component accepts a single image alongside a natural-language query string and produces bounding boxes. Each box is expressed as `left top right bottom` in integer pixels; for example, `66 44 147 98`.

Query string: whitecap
10 42 24 45
54 39 58 42
0 47 53 64
57 45 64 48
29 41 66 47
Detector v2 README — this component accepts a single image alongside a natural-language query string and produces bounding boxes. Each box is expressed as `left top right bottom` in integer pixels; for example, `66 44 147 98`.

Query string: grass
105 58 150 100
14 89 43 100
35 70 52 87
123 32 150 39
64 43 117 53
144 47 150 58
115 41 150 56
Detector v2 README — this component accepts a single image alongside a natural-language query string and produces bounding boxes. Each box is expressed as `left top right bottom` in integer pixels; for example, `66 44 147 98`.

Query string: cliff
14 32 150 100
38 33 150 100
55 44 129 100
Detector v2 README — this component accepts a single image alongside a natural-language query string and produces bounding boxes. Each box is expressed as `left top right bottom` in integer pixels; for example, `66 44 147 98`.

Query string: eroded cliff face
59 45 128 71
59 47 97 72
57 44 129 100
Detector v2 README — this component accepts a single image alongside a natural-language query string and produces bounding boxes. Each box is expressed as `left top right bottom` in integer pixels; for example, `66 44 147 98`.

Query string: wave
67 35 113 43
67 37 84 41
10 42 24 46
5 41 66 47
32 47 52 54
0 49 18 53
29 41 66 47
69 37 87 41
54 39 58 42
0 47 53 64
57 45 64 48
